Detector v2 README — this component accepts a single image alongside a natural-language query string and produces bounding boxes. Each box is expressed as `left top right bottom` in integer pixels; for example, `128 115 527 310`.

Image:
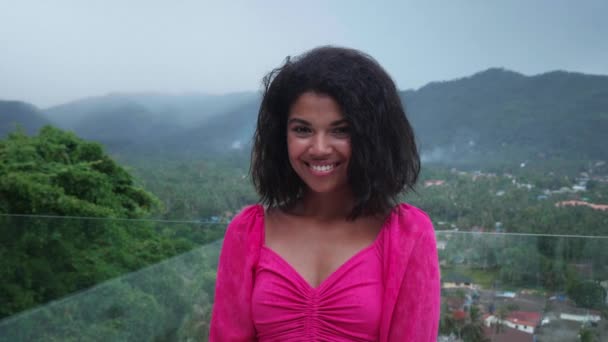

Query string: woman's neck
295 187 355 222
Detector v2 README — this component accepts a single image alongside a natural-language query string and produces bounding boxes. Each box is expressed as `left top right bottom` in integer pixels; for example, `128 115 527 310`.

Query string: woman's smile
306 161 341 175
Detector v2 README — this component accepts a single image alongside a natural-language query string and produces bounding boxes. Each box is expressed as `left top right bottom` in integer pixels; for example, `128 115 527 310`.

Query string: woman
210 46 440 341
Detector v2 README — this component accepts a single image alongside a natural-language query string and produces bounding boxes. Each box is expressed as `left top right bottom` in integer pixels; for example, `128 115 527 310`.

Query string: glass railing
1 215 606 341
437 230 608 341
0 215 225 341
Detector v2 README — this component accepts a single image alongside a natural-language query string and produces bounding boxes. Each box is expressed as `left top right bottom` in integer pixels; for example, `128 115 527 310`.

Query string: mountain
166 68 608 163
403 68 608 163
0 100 51 136
6 68 607 165
43 92 259 153
156 101 258 155
45 92 259 129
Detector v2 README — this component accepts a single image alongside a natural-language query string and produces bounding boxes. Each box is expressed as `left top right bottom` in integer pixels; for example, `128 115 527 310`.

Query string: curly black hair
251 46 419 219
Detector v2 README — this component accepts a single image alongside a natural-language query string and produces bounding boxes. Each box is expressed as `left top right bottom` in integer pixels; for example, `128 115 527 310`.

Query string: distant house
555 200 608 211
572 184 586 191
442 274 475 289
560 312 601 323
546 298 602 324
436 240 447 250
495 291 516 298
452 310 467 321
484 311 542 334
559 308 601 323
424 179 445 187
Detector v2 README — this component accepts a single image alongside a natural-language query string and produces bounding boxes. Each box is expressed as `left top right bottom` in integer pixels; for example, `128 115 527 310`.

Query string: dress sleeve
389 225 441 341
209 208 259 341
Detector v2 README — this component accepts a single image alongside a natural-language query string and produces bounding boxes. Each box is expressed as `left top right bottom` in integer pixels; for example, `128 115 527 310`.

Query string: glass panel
0 215 224 341
1 215 606 341
437 231 608 341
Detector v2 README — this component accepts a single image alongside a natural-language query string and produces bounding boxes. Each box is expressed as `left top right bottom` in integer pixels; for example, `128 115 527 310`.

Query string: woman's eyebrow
287 118 348 126
287 118 311 126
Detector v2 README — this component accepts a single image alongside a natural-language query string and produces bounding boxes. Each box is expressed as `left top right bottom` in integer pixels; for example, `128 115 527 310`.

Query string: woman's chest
264 216 384 288
251 241 384 341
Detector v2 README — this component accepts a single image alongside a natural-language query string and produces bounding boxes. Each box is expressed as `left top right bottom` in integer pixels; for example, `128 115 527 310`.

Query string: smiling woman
210 46 440 341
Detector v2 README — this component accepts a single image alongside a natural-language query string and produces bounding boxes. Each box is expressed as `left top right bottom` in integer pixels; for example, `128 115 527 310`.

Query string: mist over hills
35 92 261 156
0 101 50 136
45 91 259 129
2 68 607 164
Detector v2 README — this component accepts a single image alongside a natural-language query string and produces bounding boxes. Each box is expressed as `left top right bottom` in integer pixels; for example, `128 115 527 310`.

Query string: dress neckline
258 204 388 289
261 233 382 290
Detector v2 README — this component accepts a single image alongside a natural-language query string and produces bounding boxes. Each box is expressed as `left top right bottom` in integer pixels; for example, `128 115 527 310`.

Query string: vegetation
0 127 223 321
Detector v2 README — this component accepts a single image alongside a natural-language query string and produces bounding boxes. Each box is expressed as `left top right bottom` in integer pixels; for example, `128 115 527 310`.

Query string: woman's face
287 92 351 194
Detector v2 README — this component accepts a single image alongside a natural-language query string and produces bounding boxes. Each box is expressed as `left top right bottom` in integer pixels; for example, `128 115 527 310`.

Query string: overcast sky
1 0 607 108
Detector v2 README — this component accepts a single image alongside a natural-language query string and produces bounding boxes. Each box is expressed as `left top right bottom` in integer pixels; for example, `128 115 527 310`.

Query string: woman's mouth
306 162 339 175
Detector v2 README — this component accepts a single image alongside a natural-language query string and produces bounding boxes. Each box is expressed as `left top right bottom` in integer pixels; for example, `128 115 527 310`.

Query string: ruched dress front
251 228 385 341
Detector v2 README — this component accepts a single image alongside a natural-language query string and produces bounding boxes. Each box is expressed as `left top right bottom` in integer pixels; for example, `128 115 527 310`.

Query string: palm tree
461 306 490 342
439 302 457 336
495 305 510 334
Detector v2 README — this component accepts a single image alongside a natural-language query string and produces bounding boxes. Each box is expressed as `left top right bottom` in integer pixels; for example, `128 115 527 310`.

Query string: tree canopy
0 126 158 217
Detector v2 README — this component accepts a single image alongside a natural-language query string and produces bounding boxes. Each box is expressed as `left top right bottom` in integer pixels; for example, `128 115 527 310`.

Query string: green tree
439 301 457 336
460 306 490 342
0 126 169 318
568 280 607 310
0 126 157 217
579 325 599 342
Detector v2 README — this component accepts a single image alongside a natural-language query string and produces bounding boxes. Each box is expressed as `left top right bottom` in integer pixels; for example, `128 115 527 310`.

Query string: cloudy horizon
1 0 607 108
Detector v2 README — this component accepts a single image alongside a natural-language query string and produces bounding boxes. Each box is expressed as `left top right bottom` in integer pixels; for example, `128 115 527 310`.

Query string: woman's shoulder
230 204 264 225
220 204 265 259
224 204 265 238
387 202 434 237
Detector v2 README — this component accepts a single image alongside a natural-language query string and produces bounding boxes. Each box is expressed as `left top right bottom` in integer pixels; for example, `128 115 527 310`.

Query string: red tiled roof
506 311 541 327
453 310 467 320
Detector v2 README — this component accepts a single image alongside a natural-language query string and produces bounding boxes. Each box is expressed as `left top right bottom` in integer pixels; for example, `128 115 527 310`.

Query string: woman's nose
310 134 332 155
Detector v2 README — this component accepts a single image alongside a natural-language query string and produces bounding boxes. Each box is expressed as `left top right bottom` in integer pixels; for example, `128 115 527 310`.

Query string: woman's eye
292 126 311 134
333 127 350 136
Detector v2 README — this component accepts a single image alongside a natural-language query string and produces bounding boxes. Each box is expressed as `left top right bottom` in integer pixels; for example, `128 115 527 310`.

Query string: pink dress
210 203 440 342
252 227 385 341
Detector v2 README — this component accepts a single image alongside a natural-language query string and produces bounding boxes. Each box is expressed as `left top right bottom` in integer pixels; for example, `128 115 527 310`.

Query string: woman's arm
389 228 441 341
209 210 258 341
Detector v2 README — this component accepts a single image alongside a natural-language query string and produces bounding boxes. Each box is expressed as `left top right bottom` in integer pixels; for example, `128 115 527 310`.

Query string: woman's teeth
310 164 336 172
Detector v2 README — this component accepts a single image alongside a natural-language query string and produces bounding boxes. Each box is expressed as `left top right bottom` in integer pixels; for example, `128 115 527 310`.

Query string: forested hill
2 68 607 163
403 68 608 163
0 100 50 136
147 68 608 162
